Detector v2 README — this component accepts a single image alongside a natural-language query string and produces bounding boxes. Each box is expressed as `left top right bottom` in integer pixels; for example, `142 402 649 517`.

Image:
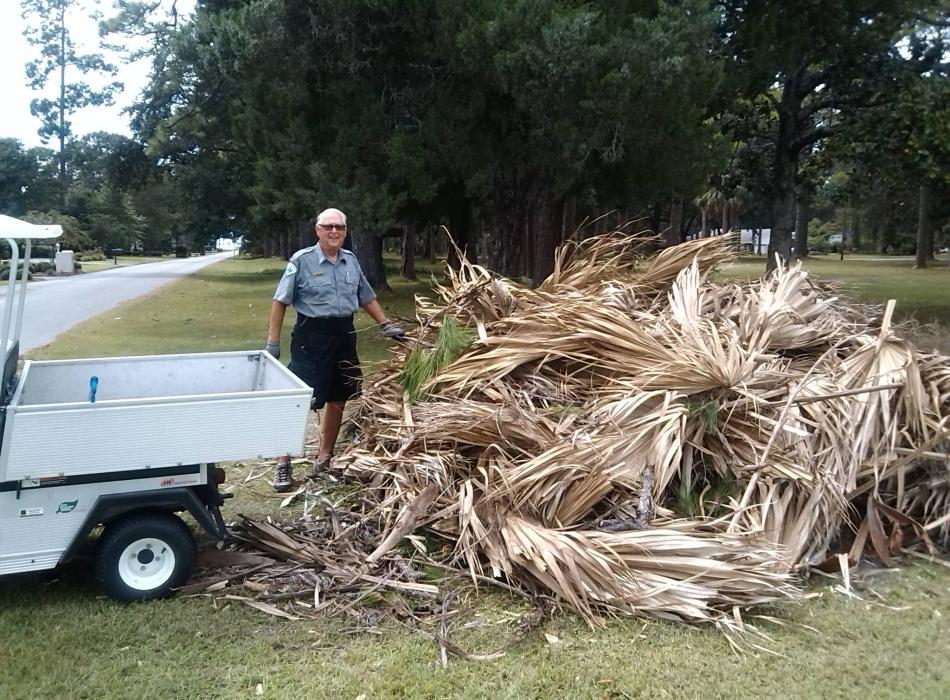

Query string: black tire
95 511 196 601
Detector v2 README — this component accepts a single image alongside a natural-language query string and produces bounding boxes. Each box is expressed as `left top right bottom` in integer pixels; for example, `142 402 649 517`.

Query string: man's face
315 213 346 255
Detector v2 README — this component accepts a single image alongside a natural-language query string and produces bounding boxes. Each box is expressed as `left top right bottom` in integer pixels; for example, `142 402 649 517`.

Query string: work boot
307 453 332 480
272 460 293 493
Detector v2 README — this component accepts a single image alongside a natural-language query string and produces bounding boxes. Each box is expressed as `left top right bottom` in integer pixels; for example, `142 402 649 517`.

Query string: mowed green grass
722 255 950 326
78 255 170 272
1 552 947 699
3 253 949 699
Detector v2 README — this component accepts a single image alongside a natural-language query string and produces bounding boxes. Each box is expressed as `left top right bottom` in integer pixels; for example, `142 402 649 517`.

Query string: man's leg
277 329 333 491
273 453 293 493
309 401 343 478
318 400 345 458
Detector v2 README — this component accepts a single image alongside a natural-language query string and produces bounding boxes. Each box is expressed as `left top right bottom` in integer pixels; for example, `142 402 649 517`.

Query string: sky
0 1 194 149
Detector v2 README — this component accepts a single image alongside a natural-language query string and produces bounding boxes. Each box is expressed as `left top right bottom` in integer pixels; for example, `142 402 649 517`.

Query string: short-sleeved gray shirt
273 245 376 317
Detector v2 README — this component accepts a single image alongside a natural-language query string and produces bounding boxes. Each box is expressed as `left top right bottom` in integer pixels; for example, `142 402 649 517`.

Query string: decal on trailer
160 477 198 488
19 507 43 517
56 500 78 514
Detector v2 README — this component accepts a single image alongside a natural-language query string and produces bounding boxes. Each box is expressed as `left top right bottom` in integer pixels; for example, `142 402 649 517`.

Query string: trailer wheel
95 512 196 601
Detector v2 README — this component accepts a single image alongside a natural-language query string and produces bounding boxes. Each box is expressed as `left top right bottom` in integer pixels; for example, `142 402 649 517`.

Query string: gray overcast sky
0 1 194 149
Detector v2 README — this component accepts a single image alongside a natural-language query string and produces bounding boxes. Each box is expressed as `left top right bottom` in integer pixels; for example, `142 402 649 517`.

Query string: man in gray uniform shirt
265 207 405 492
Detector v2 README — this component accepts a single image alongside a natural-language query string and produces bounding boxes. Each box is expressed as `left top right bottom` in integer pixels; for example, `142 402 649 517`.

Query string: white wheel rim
117 537 177 591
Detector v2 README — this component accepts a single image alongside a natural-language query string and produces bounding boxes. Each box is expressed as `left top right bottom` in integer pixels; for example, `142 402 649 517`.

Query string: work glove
264 340 280 359
380 320 407 341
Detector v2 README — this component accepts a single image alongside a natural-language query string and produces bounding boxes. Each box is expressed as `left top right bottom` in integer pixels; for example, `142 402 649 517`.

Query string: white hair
316 208 347 226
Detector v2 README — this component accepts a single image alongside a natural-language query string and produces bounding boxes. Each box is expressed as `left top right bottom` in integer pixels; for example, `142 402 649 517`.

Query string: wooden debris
223 595 300 620
366 484 438 565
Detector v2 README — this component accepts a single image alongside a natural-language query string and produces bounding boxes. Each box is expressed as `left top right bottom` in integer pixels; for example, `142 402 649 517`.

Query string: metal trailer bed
0 350 312 480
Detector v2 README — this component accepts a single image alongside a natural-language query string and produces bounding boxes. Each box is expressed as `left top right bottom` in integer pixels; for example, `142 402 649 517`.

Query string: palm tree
725 185 750 234
695 187 726 238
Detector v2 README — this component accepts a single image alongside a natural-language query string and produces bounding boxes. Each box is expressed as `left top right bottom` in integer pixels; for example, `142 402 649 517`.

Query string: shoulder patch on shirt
283 262 297 277
289 246 314 262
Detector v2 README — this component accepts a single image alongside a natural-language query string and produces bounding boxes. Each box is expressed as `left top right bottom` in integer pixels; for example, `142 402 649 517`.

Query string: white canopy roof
0 215 62 240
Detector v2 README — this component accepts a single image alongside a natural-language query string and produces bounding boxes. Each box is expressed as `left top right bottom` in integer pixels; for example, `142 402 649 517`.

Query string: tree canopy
4 0 948 277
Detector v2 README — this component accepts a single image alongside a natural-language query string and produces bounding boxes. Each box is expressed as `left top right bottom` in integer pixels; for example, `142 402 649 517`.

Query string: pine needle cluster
399 317 474 401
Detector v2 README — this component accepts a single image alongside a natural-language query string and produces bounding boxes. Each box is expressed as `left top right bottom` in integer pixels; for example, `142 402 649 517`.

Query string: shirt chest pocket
301 275 334 297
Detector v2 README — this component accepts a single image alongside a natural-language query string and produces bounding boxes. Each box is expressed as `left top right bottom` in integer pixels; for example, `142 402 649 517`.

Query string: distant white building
691 228 804 255
737 229 818 254
215 236 243 251
739 229 770 254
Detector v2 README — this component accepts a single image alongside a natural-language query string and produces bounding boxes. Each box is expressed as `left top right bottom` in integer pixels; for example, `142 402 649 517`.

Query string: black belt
294 314 355 336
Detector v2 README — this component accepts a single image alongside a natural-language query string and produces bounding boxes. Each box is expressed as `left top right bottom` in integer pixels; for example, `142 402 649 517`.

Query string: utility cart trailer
0 216 313 599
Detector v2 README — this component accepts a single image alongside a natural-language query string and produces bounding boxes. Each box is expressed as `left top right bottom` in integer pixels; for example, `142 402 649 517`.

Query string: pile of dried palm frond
321 232 950 629
185 514 441 623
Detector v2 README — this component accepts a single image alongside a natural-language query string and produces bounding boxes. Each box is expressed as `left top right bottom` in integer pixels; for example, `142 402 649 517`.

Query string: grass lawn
722 255 950 326
76 255 172 273
4 254 949 699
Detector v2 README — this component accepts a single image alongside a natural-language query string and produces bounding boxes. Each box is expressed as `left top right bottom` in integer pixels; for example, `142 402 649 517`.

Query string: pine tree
21 0 122 192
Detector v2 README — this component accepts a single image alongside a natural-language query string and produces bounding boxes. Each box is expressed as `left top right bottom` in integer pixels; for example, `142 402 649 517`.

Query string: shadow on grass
898 304 950 327
185 268 285 284
0 557 100 608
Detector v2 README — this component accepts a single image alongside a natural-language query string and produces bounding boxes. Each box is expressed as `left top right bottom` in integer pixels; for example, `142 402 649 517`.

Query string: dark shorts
288 315 361 410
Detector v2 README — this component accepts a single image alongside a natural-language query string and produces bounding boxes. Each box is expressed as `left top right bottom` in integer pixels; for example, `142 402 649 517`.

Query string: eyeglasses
318 224 346 231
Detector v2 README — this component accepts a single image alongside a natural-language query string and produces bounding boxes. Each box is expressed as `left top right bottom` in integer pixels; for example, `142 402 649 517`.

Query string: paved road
0 253 232 351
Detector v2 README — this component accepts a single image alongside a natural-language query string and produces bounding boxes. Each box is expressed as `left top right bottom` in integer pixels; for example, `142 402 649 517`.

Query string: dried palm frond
481 515 798 624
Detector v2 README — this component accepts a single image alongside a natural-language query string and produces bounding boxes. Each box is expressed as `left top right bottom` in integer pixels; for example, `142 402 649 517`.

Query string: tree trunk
57 3 67 201
765 85 803 274
794 186 811 259
519 203 531 281
527 189 561 284
873 219 885 254
650 202 663 236
879 208 896 254
278 227 290 261
682 212 696 240
665 195 683 247
351 230 390 292
400 221 417 280
476 182 526 279
419 224 432 261
477 213 523 278
447 199 475 270
428 225 437 263
561 194 577 243
258 229 267 257
767 179 796 273
849 207 860 253
915 180 932 270
298 219 313 251
262 221 279 257
700 208 708 238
